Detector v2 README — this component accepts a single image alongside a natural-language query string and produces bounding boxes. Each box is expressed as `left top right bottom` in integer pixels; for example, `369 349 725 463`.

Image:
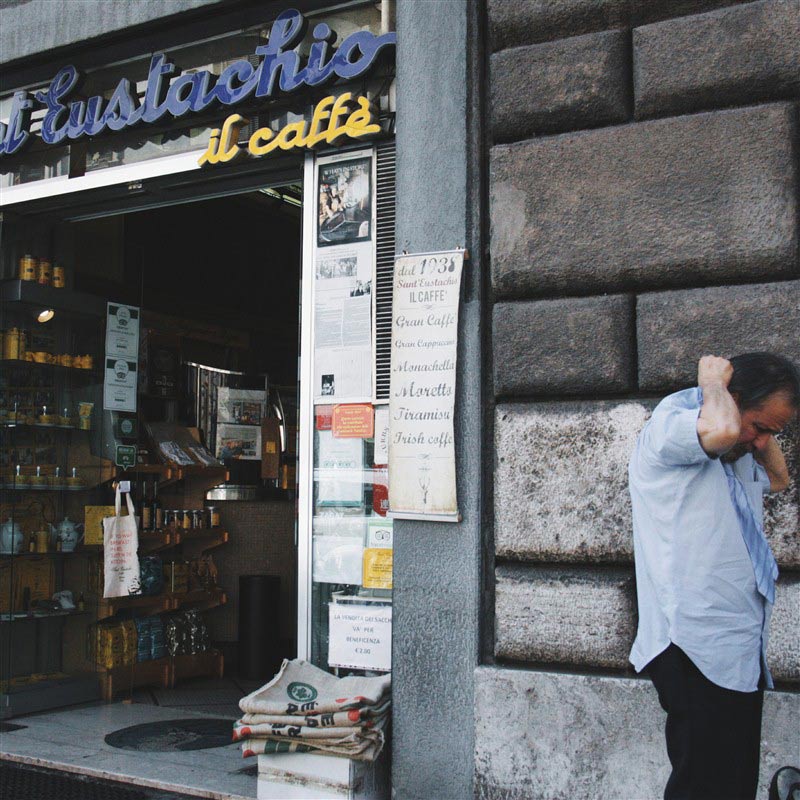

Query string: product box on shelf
92 620 137 669
84 505 120 546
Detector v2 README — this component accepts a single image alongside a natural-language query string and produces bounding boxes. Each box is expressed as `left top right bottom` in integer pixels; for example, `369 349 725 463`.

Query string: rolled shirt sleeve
642 398 710 467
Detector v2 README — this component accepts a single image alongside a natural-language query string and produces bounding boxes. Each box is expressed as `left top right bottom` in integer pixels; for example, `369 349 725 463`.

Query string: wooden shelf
1 422 85 431
1 484 97 493
0 279 105 318
116 464 173 480
96 592 172 621
133 528 228 553
138 530 176 554
1 550 91 560
0 358 100 378
157 464 229 490
96 649 225 701
173 465 229 481
94 586 226 621
97 656 171 702
172 650 224 683
178 529 229 550
0 609 90 625
109 464 227 489
169 587 227 612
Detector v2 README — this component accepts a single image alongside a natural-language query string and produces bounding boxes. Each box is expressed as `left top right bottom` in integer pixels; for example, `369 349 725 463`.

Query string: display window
0 4 395 720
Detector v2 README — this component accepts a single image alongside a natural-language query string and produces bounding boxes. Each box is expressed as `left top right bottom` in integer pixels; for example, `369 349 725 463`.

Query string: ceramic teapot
50 517 83 552
1 516 24 554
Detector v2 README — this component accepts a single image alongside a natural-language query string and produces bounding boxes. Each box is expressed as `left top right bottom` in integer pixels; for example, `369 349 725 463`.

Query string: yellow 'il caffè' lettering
198 93 380 166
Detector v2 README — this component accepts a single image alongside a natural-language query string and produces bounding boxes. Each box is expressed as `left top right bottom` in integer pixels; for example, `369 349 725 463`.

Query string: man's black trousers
647 643 764 800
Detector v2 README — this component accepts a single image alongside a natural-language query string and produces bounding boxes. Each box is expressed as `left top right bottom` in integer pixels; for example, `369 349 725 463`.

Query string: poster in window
312 243 373 402
217 388 266 425
316 430 364 507
216 423 262 461
103 358 137 412
317 157 372 246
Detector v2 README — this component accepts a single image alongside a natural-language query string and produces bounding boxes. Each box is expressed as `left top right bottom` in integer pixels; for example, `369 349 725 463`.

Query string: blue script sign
0 9 396 157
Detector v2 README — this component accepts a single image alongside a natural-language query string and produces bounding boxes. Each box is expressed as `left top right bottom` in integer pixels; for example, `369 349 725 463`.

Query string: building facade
1 1 798 799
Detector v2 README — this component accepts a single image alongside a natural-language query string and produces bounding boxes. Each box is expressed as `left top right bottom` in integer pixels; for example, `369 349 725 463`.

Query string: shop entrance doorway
1 170 304 719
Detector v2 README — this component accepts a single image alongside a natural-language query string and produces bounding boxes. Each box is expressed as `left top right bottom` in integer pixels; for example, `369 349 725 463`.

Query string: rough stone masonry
481 1 800 798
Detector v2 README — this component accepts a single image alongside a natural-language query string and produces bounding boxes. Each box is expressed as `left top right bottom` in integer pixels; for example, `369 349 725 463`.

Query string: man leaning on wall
628 352 800 800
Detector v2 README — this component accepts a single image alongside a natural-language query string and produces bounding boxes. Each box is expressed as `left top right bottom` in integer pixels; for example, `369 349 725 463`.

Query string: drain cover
105 718 234 752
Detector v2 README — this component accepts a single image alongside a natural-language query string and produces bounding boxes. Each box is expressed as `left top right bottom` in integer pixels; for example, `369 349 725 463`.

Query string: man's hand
696 355 742 456
698 355 734 391
754 435 791 492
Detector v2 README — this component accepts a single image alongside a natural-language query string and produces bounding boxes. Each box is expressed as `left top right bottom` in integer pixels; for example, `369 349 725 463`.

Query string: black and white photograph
316 254 358 280
321 374 335 396
317 157 372 246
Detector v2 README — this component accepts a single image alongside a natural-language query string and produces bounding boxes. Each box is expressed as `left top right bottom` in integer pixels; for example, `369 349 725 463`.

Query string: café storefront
1 2 400 794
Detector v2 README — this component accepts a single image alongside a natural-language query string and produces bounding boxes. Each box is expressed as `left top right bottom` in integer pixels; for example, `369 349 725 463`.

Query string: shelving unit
2 279 235 711
92 579 227 700
86 458 231 701
1 279 108 717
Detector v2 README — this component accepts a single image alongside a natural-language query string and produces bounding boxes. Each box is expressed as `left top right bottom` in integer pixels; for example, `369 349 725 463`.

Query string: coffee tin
18 255 37 281
37 259 52 285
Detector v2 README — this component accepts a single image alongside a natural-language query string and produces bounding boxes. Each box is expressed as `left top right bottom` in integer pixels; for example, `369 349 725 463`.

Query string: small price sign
115 444 136 469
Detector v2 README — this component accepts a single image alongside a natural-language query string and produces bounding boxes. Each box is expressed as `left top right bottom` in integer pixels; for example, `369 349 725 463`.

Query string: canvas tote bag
103 486 140 598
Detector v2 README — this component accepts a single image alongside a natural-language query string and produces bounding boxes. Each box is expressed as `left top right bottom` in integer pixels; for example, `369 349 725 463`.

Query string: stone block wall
481 1 800 796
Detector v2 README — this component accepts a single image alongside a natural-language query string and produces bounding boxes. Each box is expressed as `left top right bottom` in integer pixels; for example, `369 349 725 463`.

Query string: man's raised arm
754 436 791 493
696 355 741 457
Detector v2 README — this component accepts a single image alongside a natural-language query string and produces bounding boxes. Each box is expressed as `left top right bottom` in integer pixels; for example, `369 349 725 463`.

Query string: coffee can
37 259 52 286
18 255 37 281
52 264 65 288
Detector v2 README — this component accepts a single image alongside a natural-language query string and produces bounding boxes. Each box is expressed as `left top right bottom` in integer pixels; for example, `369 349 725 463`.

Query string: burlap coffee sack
239 658 391 716
240 735 382 761
240 697 391 728
233 716 387 743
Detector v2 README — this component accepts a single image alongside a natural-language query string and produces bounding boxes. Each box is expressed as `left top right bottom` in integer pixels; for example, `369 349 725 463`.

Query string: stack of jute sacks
234 658 391 761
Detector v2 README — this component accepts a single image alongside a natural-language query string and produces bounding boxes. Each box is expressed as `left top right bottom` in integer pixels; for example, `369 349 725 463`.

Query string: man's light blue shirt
629 387 773 692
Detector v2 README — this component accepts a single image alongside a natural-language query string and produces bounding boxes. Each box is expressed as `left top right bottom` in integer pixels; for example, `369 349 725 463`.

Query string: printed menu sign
388 250 464 521
328 602 392 672
103 358 138 412
104 303 140 412
105 303 140 359
332 403 374 438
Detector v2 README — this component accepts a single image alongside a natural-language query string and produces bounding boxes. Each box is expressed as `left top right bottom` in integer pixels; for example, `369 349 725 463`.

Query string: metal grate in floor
105 718 235 752
0 762 191 800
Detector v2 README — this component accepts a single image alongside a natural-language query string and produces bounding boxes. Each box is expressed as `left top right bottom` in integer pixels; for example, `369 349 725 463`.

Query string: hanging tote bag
103 486 141 598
